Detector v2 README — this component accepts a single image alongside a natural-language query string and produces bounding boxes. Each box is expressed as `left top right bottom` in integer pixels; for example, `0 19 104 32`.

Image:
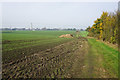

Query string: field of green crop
2 30 76 63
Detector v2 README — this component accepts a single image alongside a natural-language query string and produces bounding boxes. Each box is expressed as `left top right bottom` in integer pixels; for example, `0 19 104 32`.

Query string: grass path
86 38 118 78
61 37 118 78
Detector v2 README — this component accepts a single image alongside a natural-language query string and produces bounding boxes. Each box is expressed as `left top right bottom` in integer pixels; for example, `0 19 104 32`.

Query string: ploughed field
2 31 75 63
2 31 118 78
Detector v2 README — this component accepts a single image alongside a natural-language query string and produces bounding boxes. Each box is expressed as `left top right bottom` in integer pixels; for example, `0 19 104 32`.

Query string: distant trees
2 28 81 31
86 11 119 44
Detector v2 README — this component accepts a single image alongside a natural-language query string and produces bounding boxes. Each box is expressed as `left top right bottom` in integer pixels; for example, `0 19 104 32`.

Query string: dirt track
2 37 116 78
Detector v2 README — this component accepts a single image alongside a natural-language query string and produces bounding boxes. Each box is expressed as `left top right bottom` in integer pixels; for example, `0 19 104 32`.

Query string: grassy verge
88 38 118 78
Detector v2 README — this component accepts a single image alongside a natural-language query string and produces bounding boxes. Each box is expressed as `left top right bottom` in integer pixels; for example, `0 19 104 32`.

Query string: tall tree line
86 11 120 44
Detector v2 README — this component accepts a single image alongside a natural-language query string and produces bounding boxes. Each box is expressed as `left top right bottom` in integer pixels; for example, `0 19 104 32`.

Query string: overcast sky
2 2 118 29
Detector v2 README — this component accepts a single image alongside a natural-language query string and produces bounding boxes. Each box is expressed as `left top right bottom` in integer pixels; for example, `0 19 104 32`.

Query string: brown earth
2 37 113 78
59 34 73 38
2 37 88 78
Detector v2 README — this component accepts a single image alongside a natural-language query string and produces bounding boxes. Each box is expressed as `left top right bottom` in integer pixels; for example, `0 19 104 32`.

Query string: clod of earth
59 34 73 38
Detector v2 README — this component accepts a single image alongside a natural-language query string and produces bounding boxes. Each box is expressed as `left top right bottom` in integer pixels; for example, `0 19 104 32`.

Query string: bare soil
2 37 116 78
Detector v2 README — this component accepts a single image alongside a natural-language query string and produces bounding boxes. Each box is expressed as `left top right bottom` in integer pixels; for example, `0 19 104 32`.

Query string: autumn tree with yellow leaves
86 11 119 44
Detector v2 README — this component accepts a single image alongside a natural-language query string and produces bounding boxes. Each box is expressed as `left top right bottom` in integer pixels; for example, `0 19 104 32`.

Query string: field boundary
86 36 118 51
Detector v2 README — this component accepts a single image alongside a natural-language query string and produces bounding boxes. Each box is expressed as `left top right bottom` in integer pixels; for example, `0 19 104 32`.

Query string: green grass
88 38 118 77
2 31 87 52
2 30 76 40
2 30 76 51
80 31 88 37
